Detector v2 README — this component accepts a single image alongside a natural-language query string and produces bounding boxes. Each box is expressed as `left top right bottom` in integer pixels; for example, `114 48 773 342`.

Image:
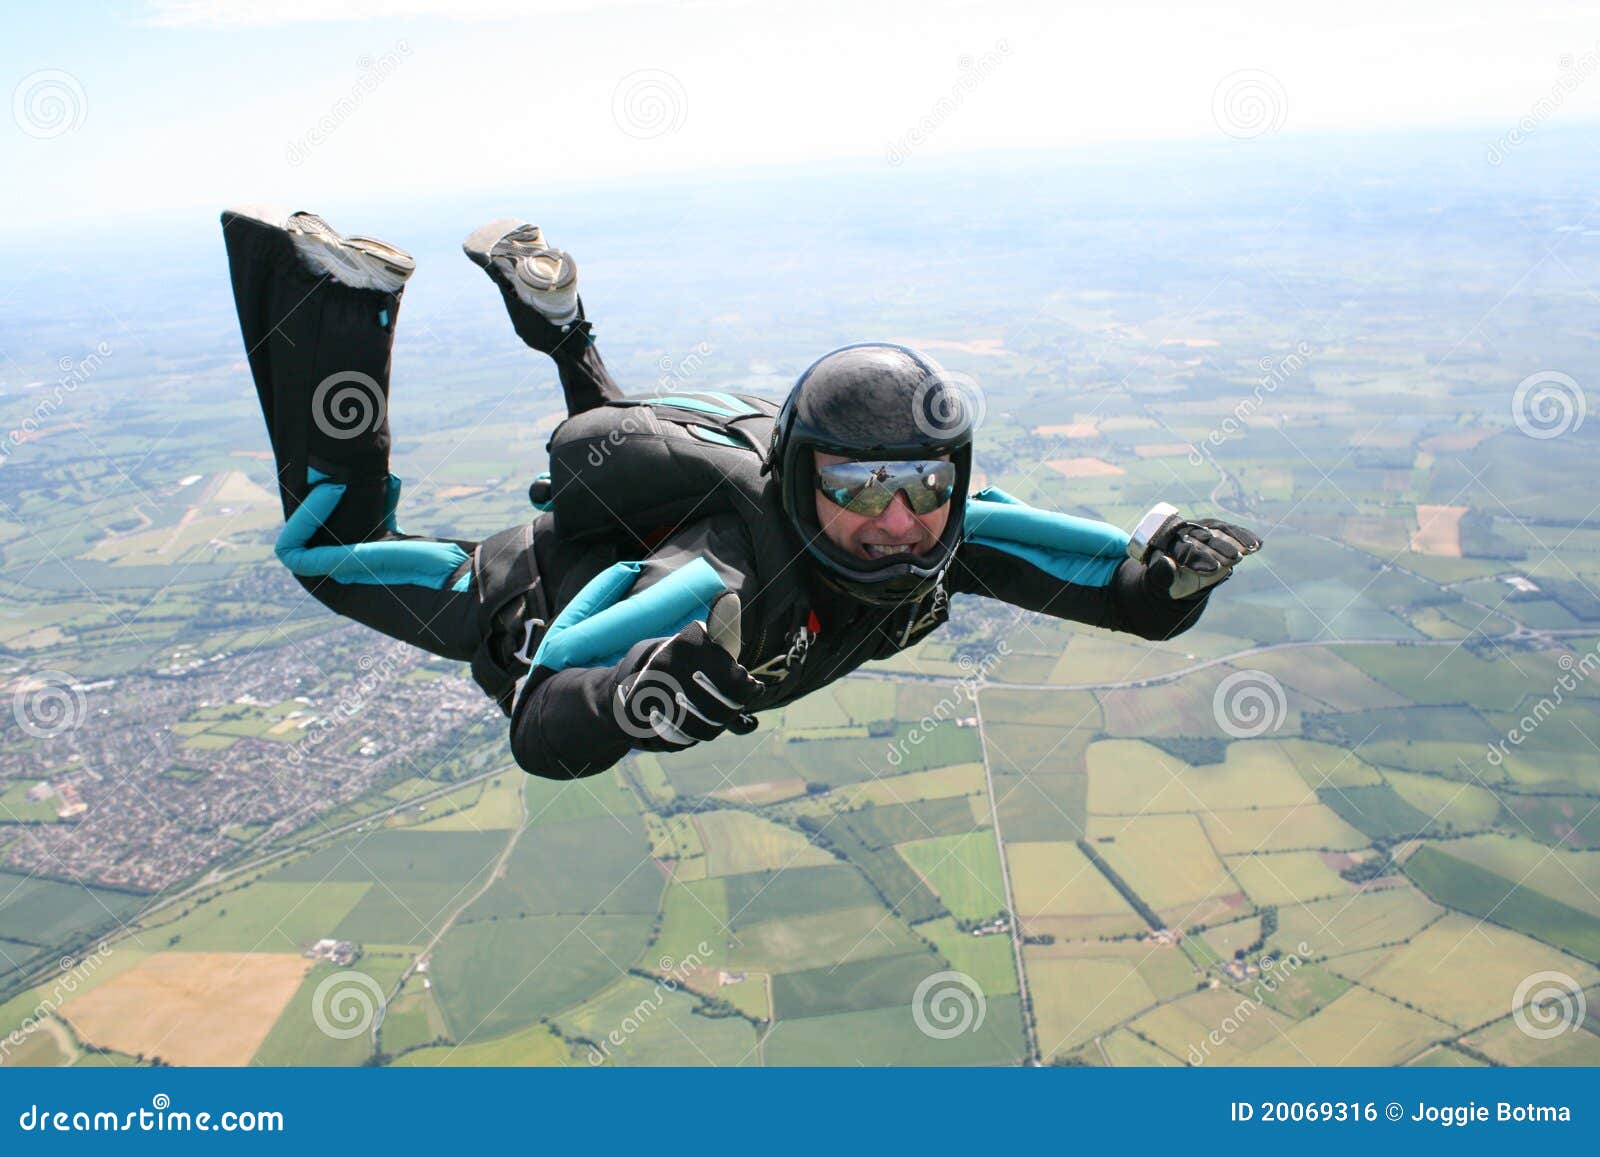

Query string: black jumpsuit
221 213 1213 783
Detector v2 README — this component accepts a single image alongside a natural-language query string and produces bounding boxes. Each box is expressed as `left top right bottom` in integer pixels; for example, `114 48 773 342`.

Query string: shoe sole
286 211 414 291
463 218 579 320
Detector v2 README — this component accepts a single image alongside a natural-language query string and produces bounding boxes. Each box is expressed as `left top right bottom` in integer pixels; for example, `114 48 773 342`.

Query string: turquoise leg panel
275 477 472 591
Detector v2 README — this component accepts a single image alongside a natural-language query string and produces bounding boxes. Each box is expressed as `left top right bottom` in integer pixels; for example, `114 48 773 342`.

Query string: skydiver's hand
612 595 761 751
1144 517 1263 601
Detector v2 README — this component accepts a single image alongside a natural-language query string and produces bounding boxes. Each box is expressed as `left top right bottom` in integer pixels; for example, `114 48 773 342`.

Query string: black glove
1145 518 1263 600
612 594 761 752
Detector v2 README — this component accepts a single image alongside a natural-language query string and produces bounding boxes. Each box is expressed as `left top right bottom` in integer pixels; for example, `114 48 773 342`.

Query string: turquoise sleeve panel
275 477 473 592
964 486 1129 588
531 554 730 673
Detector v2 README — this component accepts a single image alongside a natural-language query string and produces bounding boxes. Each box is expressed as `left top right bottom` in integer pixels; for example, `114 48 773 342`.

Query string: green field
1403 845 1600 963
763 994 1026 1065
429 914 654 1042
897 832 1008 922
772 950 945 1019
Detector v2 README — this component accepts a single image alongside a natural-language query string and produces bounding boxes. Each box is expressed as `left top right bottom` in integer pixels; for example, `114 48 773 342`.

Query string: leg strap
469 524 549 714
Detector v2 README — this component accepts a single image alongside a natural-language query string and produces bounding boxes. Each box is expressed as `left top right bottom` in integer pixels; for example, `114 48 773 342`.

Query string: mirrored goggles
814 459 958 517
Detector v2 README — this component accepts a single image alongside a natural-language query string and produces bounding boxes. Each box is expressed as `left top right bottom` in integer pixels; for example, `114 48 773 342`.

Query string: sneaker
463 218 579 324
286 211 414 294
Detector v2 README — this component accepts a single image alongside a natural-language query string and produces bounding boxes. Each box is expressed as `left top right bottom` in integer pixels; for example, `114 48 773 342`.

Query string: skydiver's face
812 451 952 562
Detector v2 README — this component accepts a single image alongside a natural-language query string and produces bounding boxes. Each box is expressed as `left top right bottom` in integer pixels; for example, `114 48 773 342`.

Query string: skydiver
219 207 1262 779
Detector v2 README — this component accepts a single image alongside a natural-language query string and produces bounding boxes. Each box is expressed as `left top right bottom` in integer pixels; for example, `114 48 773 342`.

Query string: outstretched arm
949 488 1261 641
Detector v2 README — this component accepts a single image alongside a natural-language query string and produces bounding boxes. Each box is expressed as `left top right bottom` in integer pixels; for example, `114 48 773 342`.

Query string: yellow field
1410 504 1467 556
695 810 835 876
1272 885 1443 958
1201 804 1367 854
1046 457 1125 478
710 780 808 805
1246 986 1452 1066
1007 841 1136 920
1227 852 1352 906
1025 953 1158 1057
390 1021 571 1066
1088 739 1314 814
61 951 310 1066
1359 913 1600 1028
1276 738 1387 788
1246 648 1409 712
1129 987 1298 1065
1034 422 1098 438
1463 1013 1600 1066
1383 771 1503 832
1086 813 1236 915
412 776 524 831
1102 1028 1184 1066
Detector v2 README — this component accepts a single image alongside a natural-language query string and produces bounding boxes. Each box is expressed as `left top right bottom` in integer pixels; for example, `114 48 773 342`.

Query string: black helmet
767 342 977 605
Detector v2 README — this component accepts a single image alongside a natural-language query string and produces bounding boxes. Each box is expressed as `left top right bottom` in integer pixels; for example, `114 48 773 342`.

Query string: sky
3 0 1600 231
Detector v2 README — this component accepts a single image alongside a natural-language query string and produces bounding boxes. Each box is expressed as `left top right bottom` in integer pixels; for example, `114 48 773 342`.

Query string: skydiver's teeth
864 543 910 558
